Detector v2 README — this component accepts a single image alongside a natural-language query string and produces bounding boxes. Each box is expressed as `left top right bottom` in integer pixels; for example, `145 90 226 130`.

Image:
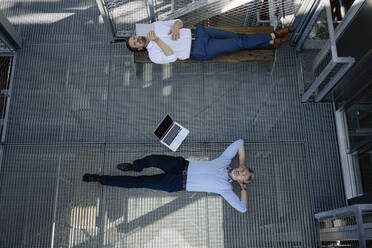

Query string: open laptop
154 115 189 152
135 24 154 36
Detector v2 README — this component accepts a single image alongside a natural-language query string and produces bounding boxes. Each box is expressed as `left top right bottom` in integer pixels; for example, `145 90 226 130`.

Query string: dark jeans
99 155 187 192
191 26 273 61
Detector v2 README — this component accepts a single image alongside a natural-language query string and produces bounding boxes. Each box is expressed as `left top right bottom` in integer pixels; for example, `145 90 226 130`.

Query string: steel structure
0 0 350 246
0 10 21 54
96 0 302 39
297 0 363 102
315 204 372 248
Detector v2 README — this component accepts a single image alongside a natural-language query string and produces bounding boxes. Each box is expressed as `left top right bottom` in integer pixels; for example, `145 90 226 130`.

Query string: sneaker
273 33 289 48
117 163 142 172
82 173 100 182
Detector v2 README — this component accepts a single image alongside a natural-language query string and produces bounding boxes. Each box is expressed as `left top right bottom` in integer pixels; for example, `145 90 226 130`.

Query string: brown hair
125 36 147 52
244 168 254 184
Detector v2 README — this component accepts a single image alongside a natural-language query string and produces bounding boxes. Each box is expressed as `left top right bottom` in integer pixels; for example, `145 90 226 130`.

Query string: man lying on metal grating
126 19 293 64
83 139 254 213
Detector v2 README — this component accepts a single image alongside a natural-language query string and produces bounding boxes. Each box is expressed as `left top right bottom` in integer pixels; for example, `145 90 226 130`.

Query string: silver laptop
154 115 189 152
135 24 154 36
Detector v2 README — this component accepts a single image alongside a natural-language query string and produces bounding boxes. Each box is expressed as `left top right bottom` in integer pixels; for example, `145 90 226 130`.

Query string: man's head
126 35 148 52
230 167 254 184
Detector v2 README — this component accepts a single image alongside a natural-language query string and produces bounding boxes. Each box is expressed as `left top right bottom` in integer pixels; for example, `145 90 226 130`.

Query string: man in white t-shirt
126 19 293 64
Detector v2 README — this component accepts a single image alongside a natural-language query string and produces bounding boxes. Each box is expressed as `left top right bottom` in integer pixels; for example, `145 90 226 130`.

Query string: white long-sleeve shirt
147 20 192 64
186 140 247 213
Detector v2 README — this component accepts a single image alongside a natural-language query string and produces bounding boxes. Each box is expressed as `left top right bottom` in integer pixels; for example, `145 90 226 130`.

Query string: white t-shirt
147 20 192 64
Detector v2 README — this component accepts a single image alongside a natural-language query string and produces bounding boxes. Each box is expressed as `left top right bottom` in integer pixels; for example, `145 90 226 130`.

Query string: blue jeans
99 155 187 192
191 26 272 61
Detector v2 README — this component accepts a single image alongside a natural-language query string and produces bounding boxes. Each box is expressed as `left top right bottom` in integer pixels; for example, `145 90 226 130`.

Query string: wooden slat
134 26 275 64
135 49 275 63
209 26 274 34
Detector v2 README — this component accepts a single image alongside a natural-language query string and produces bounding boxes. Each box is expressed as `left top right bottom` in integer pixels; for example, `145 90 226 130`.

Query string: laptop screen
154 115 173 139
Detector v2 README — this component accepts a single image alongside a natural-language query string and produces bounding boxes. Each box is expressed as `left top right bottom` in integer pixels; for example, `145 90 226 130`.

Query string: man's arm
240 187 248 206
168 19 183 40
147 31 174 56
219 139 244 161
220 190 247 213
238 145 246 168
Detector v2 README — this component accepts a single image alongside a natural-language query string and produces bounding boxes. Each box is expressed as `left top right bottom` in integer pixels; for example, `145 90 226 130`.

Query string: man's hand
149 31 174 56
240 186 248 207
168 26 180 40
239 182 246 190
168 20 183 40
147 31 159 41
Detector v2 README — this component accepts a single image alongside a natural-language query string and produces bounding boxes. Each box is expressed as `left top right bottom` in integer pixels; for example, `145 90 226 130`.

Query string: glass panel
345 85 372 149
345 85 372 194
358 148 372 193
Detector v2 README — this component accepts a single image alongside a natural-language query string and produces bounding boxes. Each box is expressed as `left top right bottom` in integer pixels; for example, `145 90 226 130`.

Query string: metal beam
314 60 354 102
0 10 21 50
290 0 319 44
95 0 115 42
311 0 364 72
295 0 323 51
158 0 255 27
147 0 157 22
302 60 336 102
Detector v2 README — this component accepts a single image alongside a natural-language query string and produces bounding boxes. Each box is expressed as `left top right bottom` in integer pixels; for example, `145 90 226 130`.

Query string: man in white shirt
126 19 293 64
83 140 253 213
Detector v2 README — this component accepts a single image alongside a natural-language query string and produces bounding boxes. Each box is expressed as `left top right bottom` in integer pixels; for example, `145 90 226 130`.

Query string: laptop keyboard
163 125 182 145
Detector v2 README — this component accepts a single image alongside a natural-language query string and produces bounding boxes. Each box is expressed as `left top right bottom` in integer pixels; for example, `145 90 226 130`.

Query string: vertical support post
147 0 157 22
324 0 338 59
355 207 366 248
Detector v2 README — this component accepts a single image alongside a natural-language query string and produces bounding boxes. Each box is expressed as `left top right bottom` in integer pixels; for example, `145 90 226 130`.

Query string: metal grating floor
0 0 345 247
1 143 318 247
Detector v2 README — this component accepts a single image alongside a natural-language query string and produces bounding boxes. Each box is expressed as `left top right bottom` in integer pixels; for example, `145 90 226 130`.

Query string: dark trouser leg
133 155 187 173
202 27 244 39
99 173 183 192
191 26 273 60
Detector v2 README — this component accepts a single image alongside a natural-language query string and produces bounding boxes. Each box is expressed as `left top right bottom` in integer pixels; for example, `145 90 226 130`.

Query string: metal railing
96 0 301 39
298 0 363 102
315 204 372 248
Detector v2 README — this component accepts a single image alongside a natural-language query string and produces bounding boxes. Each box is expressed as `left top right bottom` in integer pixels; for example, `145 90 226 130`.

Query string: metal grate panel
4 44 110 144
0 0 111 43
0 142 323 247
0 0 347 246
5 44 306 144
302 103 345 212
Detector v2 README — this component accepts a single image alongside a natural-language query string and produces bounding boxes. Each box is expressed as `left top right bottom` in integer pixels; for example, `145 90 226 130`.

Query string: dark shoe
274 26 294 38
82 173 100 182
117 163 142 172
273 33 289 48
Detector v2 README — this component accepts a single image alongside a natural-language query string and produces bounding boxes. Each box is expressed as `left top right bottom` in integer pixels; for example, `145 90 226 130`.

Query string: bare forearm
155 38 174 56
174 20 183 29
238 145 246 168
240 189 248 206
